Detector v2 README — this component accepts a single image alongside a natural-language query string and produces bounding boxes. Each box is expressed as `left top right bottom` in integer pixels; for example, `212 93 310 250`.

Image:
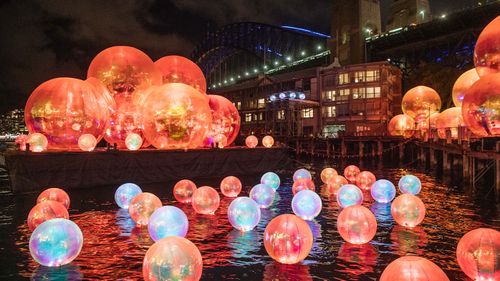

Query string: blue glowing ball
398 175 422 195
292 190 322 220
261 172 281 191
371 179 396 203
29 218 83 267
249 184 275 208
336 184 363 208
227 197 261 231
148 206 189 241
293 168 312 182
115 183 142 209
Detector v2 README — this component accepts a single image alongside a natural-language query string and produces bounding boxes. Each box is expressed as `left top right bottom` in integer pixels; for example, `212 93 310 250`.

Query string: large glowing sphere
261 172 281 190
148 206 189 241
206 95 240 146
77 134 97 152
293 168 312 182
27 133 48 152
263 214 313 264
336 184 363 208
227 197 261 231
474 16 500 77
245 135 258 148
388 114 415 138
262 135 274 148
370 179 396 203
337 205 377 244
114 183 142 209
173 179 197 203
391 194 426 228
29 218 83 267
142 83 212 149
292 178 315 195
37 188 70 209
355 171 376 191
398 175 422 195
154 55 207 93
436 107 465 139
402 86 441 122
128 192 162 227
220 176 242 197
27 201 69 231
456 228 500 280
344 165 361 183
143 236 203 281
250 184 276 208
380 256 450 281
15 134 28 151
326 175 348 195
191 186 220 215
103 100 144 148
320 168 338 184
125 132 143 150
292 190 322 220
452 69 480 107
462 73 500 137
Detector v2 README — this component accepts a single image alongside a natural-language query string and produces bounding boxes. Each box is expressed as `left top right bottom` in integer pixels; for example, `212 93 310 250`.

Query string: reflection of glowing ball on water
27 133 48 152
27 201 69 231
191 186 220 215
227 197 261 231
261 172 281 190
115 183 142 209
148 206 189 241
125 133 143 151
380 256 450 281
398 175 422 195
250 184 275 208
343 165 360 183
326 175 348 195
355 171 376 191
245 135 258 148
37 188 70 209
262 135 274 148
220 176 242 197
292 178 315 195
370 179 396 203
337 205 377 244
291 190 322 220
320 168 337 184
78 134 97 151
391 194 426 228
293 168 312 182
336 184 363 208
173 179 197 203
128 192 162 226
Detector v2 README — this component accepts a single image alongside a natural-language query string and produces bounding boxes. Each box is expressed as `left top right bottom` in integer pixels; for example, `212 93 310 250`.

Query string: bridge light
230 77 234 81
299 93 306 100
279 93 286 99
245 72 249 76
218 82 221 86
263 65 268 69
286 56 292 61
237 75 241 79
270 95 277 102
212 84 216 88
289 92 297 99
440 14 446 19
419 10 425 19
317 45 322 50
253 68 258 73
300 51 306 56
274 61 279 65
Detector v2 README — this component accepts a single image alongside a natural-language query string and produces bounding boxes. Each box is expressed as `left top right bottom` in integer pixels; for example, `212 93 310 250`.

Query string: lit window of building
324 106 336 117
277 110 285 120
245 113 252 122
259 112 264 120
258 98 266 108
354 71 365 82
236 101 241 109
338 73 349 85
302 108 314 118
352 88 366 99
366 87 381 98
365 70 379 82
338 89 350 101
323 90 336 101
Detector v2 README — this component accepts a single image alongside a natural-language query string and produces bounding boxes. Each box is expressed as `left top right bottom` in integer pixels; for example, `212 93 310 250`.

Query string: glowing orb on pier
29 219 83 267
293 168 312 182
15 134 28 151
220 176 242 198
227 197 261 231
103 101 144 149
344 165 360 183
326 175 348 195
336 184 363 208
391 194 426 228
206 95 240 146
356 171 376 191
250 184 275 208
337 205 377 244
125 133 143 151
115 183 142 209
27 201 69 231
173 179 197 203
263 214 313 264
27 133 48 152
37 188 70 209
370 179 396 203
78 134 97 151
148 206 189 241
213 134 228 148
262 135 274 148
292 178 315 195
320 168 338 184
474 16 500 77
436 107 465 139
128 192 162 226
401 86 441 122
388 114 415 138
143 236 203 281
154 55 207 93
292 190 322 220
261 172 281 190
245 135 258 148
398 175 422 195
191 186 220 215
380 256 450 281
452 69 480 107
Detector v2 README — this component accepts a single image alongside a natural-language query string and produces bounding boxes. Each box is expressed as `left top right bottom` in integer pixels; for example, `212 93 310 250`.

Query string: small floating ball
336 184 363 208
191 186 220 215
320 168 338 184
148 206 189 241
337 205 377 244
326 175 348 195
262 135 274 148
128 192 162 227
344 165 360 183
293 168 312 182
220 176 242 197
263 214 313 264
37 188 70 209
398 175 422 195
115 183 142 209
78 134 97 151
173 179 197 203
380 256 450 281
292 178 315 195
292 190 322 220
125 133 143 151
29 218 83 267
456 228 500 280
250 184 275 208
245 135 258 148
227 197 261 231
356 171 376 191
143 236 203 281
28 133 48 152
391 194 426 228
261 172 281 190
27 201 69 231
371 179 396 203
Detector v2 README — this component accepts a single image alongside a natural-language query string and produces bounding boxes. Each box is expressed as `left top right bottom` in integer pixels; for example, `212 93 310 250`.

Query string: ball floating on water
336 184 363 208
29 218 83 267
398 175 422 195
128 192 162 227
292 190 322 221
28 133 48 152
371 179 396 203
245 135 258 148
292 178 315 195
356 171 376 191
37 188 70 209
191 186 220 215
344 165 360 183
320 168 338 184
262 135 274 148
250 184 275 208
261 172 280 190
293 168 312 182
391 194 425 228
456 228 500 280
380 256 450 281
115 183 142 209
148 206 189 241
173 179 197 203
326 175 348 195
125 133 143 151
337 205 377 244
27 201 69 231
78 134 97 151
227 197 261 231
220 176 242 198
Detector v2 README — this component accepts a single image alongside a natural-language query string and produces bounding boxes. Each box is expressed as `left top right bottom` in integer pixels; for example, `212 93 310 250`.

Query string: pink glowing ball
37 188 70 209
206 95 240 146
173 179 197 203
456 228 500 280
15 134 28 151
245 135 258 148
27 133 48 152
78 134 97 151
292 178 315 195
103 100 144 149
388 114 415 138
128 192 162 227
250 184 276 208
380 256 450 281
337 205 377 244
326 175 348 195
355 171 376 191
262 135 274 148
263 214 313 264
220 176 242 198
436 107 465 139
154 55 207 93
27 201 69 231
213 134 228 148
191 186 220 215
320 168 338 184
125 133 143 151
402 86 442 122
474 16 500 77
343 165 361 183
452 68 480 107
391 194 426 228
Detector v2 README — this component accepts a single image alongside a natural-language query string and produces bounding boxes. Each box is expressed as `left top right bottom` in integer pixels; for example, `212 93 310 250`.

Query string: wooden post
326 139 331 158
429 147 436 168
399 142 404 162
371 143 376 157
463 154 470 185
341 140 346 158
443 151 451 175
377 141 383 158
359 142 364 158
295 139 300 155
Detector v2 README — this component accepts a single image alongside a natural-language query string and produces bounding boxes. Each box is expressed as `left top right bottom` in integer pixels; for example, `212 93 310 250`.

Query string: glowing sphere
206 95 240 146
213 133 228 148
125 133 143 150
398 175 422 195
263 214 313 264
142 83 212 149
326 175 348 195
391 194 426 228
245 135 258 148
356 171 376 191
154 55 207 93
227 197 261 231
436 107 465 139
452 69 480 107
27 133 48 152
37 188 70 209
114 183 142 209
388 114 415 138
456 228 500 280
343 165 361 183
261 172 281 190
380 256 450 281
291 190 322 220
27 201 69 231
401 86 441 122
191 186 220 215
29 218 83 267
262 135 274 148
336 184 363 208
474 16 500 77
370 179 396 203
337 205 377 244
143 236 203 281
128 192 162 227
15 134 28 151
103 100 144 148
250 184 276 208
220 176 242 197
292 178 315 195
78 134 97 151
173 179 197 203
293 168 312 182
320 168 338 184
148 206 189 241
462 73 500 137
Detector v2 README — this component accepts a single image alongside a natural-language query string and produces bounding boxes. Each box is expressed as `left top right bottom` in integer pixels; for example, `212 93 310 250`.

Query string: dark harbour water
0 156 498 280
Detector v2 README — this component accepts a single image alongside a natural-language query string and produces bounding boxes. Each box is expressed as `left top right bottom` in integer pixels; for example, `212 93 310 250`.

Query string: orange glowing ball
326 175 348 195
15 134 28 151
206 95 240 146
78 134 97 152
356 171 376 191
391 194 426 228
380 256 450 281
213 134 228 148
337 205 377 244
37 188 70 209
103 100 144 148
220 176 242 198
262 136 274 148
27 133 48 152
85 77 116 113
402 86 441 122
173 179 197 203
245 135 258 148
388 114 415 138
436 107 465 139
320 168 338 184
125 133 143 151
27 201 69 231
452 69 480 107
191 186 220 215
462 73 500 137
474 16 500 77
154 55 207 93
292 178 315 195
456 228 500 280
128 192 162 227
344 165 361 183
142 83 212 149
263 214 313 264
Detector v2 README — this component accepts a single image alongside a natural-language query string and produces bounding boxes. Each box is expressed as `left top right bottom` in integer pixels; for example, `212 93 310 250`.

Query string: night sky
0 0 474 114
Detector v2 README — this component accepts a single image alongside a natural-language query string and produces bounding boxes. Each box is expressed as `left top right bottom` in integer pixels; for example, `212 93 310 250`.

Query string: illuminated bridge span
191 22 330 90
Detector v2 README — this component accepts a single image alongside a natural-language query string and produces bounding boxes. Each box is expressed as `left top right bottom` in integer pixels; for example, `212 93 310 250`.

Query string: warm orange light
320 168 338 184
452 69 480 107
456 228 500 280
245 135 258 148
262 135 274 148
474 16 500 77
380 256 450 281
154 55 207 93
206 95 240 146
436 107 465 139
402 86 441 122
388 114 415 138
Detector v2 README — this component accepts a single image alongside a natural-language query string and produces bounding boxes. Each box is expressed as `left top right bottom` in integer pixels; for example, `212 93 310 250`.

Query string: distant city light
279 93 286 99
440 14 447 19
230 77 234 81
274 61 279 65
218 82 221 86
300 51 306 56
286 56 292 61
237 75 241 79
317 45 322 50
270 95 277 102
253 68 258 73
289 92 297 99
224 80 227 84
245 72 249 76
299 93 306 100
263 65 268 69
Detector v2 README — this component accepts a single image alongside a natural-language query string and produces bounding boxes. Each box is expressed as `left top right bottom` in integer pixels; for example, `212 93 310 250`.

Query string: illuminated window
259 112 264 120
365 70 379 82
366 87 381 98
245 113 252 122
258 98 266 109
277 110 285 120
354 71 365 83
323 90 336 101
324 106 336 117
301 108 314 119
338 73 349 85
338 89 350 101
352 88 366 99
236 101 241 109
